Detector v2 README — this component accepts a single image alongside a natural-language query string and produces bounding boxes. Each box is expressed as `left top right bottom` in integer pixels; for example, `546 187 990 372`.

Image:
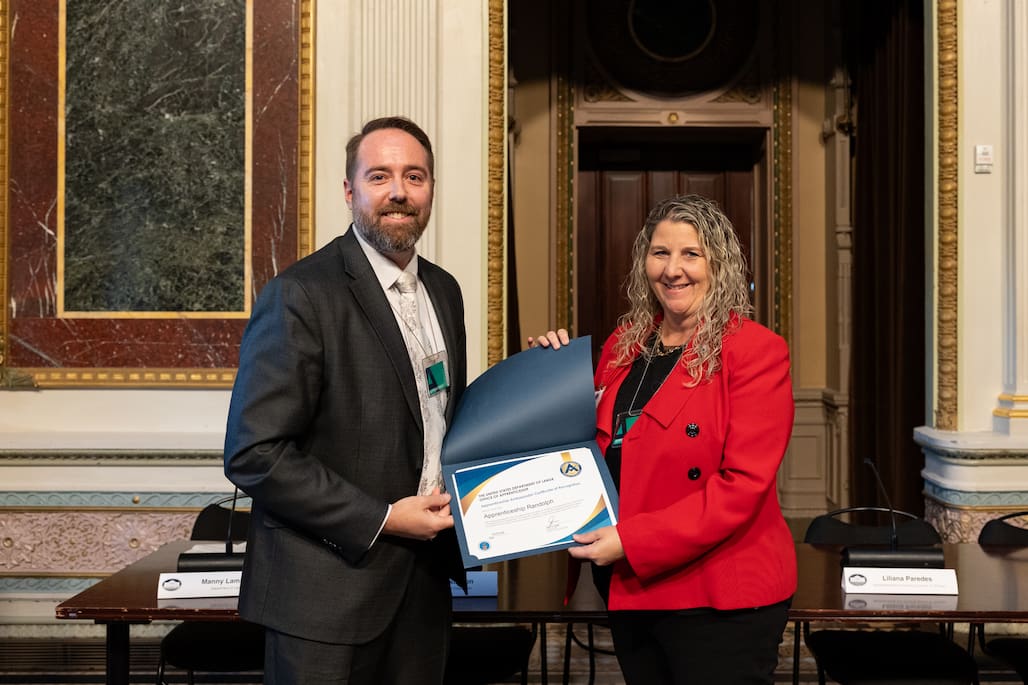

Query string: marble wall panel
63 0 247 313
5 0 302 374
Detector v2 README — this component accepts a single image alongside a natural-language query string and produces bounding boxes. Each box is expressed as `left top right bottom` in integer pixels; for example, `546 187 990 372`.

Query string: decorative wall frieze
0 510 193 575
925 499 994 542
0 491 231 508
0 577 95 593
0 451 222 465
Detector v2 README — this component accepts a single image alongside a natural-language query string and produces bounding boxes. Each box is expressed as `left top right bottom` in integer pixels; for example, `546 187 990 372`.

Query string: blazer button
688 467 701 480
686 423 700 437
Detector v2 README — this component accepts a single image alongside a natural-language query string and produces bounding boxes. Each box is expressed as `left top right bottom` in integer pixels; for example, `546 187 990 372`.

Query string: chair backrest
191 495 252 542
804 506 941 546
978 511 1028 546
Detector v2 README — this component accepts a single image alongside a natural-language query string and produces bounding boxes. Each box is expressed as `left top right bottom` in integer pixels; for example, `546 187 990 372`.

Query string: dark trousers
263 556 452 685
608 599 791 685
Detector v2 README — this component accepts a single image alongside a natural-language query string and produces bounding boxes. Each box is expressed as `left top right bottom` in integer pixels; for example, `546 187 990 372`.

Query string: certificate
451 446 617 563
441 336 619 567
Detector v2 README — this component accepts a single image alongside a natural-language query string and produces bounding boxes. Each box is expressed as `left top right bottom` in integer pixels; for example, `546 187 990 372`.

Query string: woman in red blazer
532 194 796 684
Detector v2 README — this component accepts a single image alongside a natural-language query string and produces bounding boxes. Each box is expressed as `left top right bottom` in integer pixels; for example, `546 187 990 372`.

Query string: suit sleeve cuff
369 504 391 548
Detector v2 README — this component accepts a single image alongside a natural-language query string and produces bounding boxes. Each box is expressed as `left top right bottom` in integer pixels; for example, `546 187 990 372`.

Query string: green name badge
423 351 450 396
612 410 641 447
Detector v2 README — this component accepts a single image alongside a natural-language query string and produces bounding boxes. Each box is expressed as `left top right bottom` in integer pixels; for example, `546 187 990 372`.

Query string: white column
994 0 1028 435
316 0 439 254
315 0 489 376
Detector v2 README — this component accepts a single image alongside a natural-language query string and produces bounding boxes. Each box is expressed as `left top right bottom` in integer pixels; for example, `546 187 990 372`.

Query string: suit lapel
339 229 423 431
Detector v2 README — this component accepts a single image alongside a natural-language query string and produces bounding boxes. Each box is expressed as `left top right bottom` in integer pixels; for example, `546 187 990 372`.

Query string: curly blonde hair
611 194 752 385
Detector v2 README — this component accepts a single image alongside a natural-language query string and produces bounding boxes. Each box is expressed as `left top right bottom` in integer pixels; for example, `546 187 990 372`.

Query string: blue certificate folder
441 336 619 568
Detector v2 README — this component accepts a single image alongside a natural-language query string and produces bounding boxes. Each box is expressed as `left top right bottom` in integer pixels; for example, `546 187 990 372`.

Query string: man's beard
352 203 428 255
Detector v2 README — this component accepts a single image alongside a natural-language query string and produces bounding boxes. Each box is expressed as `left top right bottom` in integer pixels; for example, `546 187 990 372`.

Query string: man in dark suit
224 116 467 684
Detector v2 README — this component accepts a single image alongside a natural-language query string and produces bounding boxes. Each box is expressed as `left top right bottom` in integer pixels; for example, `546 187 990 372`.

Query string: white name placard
841 567 958 595
157 571 242 599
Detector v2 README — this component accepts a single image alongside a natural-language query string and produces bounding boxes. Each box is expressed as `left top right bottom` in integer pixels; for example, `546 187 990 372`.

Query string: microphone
225 487 239 554
840 459 944 569
864 458 899 550
176 489 248 572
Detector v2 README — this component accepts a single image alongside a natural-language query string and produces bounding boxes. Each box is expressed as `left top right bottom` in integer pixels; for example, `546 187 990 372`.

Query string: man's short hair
345 116 434 181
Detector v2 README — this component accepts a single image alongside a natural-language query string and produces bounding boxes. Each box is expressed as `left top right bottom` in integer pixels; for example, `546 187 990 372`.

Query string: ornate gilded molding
0 1 8 380
298 0 315 260
555 69 574 331
0 367 36 389
487 0 505 366
935 0 959 428
771 25 792 342
23 367 235 388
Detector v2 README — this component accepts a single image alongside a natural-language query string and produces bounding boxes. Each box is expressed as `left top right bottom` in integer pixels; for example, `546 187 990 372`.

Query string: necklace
650 326 687 358
652 338 685 357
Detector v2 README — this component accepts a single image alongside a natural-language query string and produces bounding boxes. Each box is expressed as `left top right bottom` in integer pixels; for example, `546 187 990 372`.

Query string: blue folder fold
441 336 619 567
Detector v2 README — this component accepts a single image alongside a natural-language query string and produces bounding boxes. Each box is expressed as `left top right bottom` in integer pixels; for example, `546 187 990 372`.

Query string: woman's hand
567 526 625 566
527 328 571 350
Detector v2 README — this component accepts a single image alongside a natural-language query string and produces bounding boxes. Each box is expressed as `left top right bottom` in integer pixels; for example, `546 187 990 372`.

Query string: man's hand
527 328 571 350
567 526 625 566
383 488 454 540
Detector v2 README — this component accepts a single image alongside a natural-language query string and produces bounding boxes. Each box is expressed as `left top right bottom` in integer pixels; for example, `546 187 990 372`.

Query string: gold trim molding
994 409 1028 419
299 0 315 260
772 14 793 342
935 0 959 429
554 68 574 332
486 0 505 366
23 367 236 388
0 1 9 374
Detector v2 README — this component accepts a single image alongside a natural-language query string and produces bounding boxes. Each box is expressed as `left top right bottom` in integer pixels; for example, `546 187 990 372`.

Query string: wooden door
575 127 768 361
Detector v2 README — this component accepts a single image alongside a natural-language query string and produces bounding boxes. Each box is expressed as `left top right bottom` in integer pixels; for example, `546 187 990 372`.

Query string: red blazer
595 317 796 611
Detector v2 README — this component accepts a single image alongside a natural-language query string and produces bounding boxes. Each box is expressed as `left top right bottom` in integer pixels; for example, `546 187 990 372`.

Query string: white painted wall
958 0 1008 432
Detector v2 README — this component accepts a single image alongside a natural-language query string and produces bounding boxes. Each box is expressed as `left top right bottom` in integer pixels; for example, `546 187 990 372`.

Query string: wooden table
56 540 605 685
57 542 1028 684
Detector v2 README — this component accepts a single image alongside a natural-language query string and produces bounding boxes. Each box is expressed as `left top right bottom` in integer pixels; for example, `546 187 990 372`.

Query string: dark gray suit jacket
224 227 467 644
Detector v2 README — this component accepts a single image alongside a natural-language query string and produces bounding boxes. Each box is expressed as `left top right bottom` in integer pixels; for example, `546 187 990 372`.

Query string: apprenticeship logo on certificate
452 447 617 562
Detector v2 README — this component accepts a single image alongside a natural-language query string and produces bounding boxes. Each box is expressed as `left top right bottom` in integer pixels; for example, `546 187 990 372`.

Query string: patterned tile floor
539 621 1025 684
1 623 1026 684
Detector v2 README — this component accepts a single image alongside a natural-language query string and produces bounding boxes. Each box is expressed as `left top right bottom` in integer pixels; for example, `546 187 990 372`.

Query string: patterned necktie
393 271 446 495
394 271 420 336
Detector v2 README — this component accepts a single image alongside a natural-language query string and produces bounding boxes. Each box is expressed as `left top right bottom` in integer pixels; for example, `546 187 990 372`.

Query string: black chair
972 511 1028 683
562 622 614 685
156 495 264 685
797 506 979 685
444 623 537 685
